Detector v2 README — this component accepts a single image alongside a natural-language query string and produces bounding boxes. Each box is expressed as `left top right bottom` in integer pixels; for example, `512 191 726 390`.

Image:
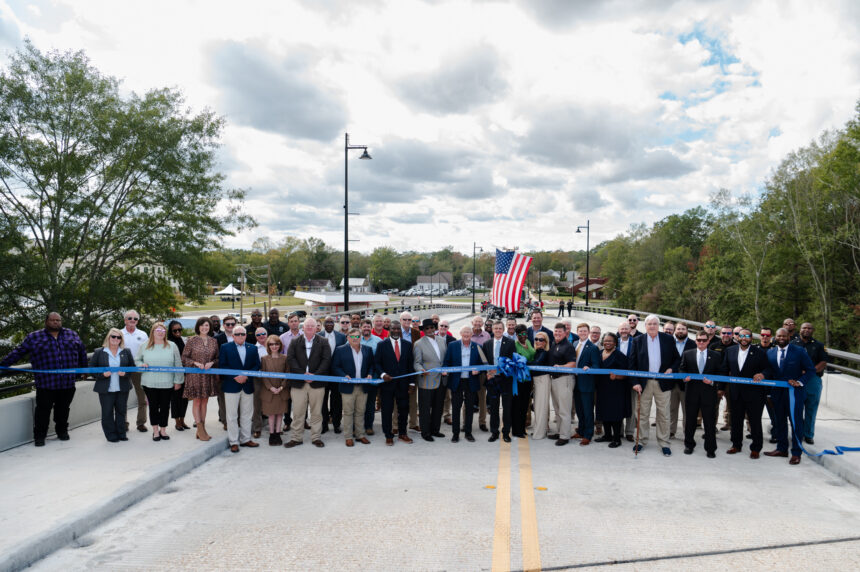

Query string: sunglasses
154 328 166 333
348 335 360 339
252 314 262 317
536 338 547 343
696 339 709 343
110 335 122 340
738 334 751 338
233 333 247 336
224 322 236 327
256 332 267 336
171 329 182 333
125 316 139 321
705 325 716 329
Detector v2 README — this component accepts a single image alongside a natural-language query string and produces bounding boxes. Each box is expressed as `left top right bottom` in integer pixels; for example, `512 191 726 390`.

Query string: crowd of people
0 307 827 465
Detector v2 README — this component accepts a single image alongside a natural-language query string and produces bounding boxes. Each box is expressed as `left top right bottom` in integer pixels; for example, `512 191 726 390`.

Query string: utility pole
267 265 272 310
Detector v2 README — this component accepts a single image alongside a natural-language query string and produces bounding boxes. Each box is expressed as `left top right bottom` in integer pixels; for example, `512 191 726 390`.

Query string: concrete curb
1 438 227 571
806 448 860 489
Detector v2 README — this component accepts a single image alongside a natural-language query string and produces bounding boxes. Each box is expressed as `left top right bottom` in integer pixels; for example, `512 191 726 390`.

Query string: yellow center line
518 438 542 572
491 441 511 572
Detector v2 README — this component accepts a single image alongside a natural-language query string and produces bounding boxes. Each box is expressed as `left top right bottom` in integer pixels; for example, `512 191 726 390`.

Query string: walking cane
634 388 641 458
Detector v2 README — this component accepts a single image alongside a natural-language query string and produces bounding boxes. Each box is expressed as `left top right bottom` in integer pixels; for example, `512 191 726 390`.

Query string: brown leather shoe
230 444 239 453
365 429 375 436
345 439 354 447
252 431 261 439
789 455 801 465
579 438 591 446
240 440 259 447
398 435 413 444
726 447 741 455
283 440 302 448
312 440 325 448
764 450 788 457
750 451 760 459
409 426 420 432
386 438 394 446
358 437 371 444
572 432 583 439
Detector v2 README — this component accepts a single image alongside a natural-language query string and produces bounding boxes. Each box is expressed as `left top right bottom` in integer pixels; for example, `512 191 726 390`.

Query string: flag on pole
491 249 533 312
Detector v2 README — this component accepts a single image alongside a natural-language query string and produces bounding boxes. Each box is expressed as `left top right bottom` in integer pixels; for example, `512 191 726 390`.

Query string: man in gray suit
413 318 448 442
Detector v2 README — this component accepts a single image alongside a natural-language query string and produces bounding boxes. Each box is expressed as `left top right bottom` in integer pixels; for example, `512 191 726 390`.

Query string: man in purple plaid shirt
1 312 88 446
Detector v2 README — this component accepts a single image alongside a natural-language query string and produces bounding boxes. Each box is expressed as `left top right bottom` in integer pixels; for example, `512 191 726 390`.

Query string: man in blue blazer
218 326 262 452
723 328 773 458
765 328 816 465
444 325 484 442
320 316 348 435
629 315 680 456
375 321 414 445
573 323 601 445
331 328 375 447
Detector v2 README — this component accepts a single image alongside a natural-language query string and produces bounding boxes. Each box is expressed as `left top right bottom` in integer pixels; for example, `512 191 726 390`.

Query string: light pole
576 219 590 307
471 242 482 313
344 132 372 312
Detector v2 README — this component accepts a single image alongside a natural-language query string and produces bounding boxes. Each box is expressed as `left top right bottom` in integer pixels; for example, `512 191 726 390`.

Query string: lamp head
359 149 372 160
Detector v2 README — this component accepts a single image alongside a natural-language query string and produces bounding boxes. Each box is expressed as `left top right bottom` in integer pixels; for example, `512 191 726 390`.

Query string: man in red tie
374 322 414 445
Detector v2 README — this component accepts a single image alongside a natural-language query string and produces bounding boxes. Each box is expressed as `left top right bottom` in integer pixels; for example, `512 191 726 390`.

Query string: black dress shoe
608 441 621 448
57 432 70 441
502 435 511 443
465 434 475 442
684 448 693 454
432 432 444 438
321 425 329 434
488 434 499 442
34 439 46 447
480 424 489 432
513 433 526 439
804 437 814 445
119 436 128 441
555 438 569 446
594 435 611 443
626 435 634 442
451 435 459 443
707 451 716 458
547 434 560 440
334 426 342 434
422 435 434 442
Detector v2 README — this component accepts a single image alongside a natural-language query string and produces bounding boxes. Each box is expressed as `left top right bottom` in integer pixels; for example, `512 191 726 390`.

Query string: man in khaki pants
284 318 332 448
121 310 148 432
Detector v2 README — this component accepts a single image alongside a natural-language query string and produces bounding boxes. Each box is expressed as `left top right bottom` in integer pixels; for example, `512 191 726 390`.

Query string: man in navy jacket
219 326 261 452
375 321 414 445
331 328 375 447
444 325 484 443
572 323 601 445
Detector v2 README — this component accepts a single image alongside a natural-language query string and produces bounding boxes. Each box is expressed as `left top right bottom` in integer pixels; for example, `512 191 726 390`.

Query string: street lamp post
471 242 483 313
344 132 372 312
576 219 590 307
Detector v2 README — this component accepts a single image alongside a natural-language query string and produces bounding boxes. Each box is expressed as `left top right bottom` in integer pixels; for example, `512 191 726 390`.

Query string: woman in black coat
594 332 630 448
90 327 136 442
166 320 191 430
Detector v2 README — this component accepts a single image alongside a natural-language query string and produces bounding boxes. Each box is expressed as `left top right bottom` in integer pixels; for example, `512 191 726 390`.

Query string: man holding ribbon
442 325 483 443
484 321 516 443
724 328 772 458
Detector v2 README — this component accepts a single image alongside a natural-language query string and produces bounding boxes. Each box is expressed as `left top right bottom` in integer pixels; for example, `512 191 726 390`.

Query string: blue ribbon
497 354 531 396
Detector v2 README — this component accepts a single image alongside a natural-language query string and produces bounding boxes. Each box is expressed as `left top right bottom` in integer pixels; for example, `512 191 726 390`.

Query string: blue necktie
697 351 705 374
779 348 786 368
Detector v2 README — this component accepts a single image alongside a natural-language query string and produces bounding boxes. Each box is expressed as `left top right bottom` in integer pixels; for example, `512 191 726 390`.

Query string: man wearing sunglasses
702 320 718 345
213 316 238 431
627 314 642 337
122 310 149 432
709 326 736 431
724 328 772 458
338 316 351 335
680 333 728 458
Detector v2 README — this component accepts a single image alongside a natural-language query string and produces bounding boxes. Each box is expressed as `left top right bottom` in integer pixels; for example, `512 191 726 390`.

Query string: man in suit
218 326 262 453
572 323 601 445
618 320 638 442
527 310 553 345
443 325 483 442
724 328 773 458
375 321 414 445
412 318 447 442
669 322 696 439
212 317 238 432
765 328 816 465
398 311 421 431
284 317 332 448
320 316 347 434
331 328 375 447
629 315 680 456
709 325 736 431
484 321 517 443
680 333 728 457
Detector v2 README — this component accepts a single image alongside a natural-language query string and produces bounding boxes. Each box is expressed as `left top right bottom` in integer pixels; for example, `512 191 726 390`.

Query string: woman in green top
137 322 184 441
514 324 535 361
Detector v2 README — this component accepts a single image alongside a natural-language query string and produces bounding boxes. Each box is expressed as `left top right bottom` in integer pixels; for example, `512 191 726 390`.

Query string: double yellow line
492 438 542 572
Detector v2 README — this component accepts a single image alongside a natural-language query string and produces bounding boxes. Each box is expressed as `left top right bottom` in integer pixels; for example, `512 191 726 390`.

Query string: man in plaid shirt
1 312 88 446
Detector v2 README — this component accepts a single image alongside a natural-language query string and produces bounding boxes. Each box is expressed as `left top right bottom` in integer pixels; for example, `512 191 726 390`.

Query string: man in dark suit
211 316 238 432
723 328 772 458
572 323 601 445
526 310 553 345
375 321 414 445
443 325 483 443
680 333 728 458
320 316 347 434
629 315 680 456
218 326 262 453
284 317 332 448
331 328 375 447
669 322 696 439
765 328 816 465
483 322 517 443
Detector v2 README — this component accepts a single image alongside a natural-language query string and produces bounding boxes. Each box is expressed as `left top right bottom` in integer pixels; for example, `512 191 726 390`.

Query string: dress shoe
398 435 414 444
465 434 475 442
451 435 460 443
137 424 147 433
503 435 511 443
152 435 161 442
422 435 434 442
432 432 445 438
253 431 261 439
107 437 119 443
334 426 343 434
632 444 643 453
720 424 730 431
160 434 170 441
572 432 583 439
750 451 760 459
594 435 611 443
358 437 371 444
322 425 329 434
230 444 239 453
34 439 45 447
386 438 394 446
345 439 354 447
366 428 375 436
625 435 634 442
608 441 621 448
579 438 591 446
555 438 569 446
479 424 489 432
410 426 420 432
684 447 693 455
284 440 302 448
57 432 70 441
662 447 672 457
269 434 278 446
444 416 452 425
488 434 499 442
789 455 801 465
547 434 560 440
746 433 752 439
119 436 128 441
312 440 325 448
726 447 741 455
764 450 788 457
175 423 185 431
240 440 259 447
707 451 716 458
804 437 814 445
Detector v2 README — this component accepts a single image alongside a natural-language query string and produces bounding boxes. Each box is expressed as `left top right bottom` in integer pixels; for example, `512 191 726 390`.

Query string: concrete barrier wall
0 382 139 452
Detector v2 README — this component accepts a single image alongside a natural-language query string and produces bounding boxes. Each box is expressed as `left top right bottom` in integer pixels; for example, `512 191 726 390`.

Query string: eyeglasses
628 319 638 323
536 339 547 343
110 335 122 339
412 319 420 323
348 335 360 339
696 339 708 343
125 316 138 321
738 334 751 338
251 314 262 317
256 332 267 337
705 325 716 329
224 323 236 327
721 332 733 336
517 332 527 337
760 333 772 337
340 320 350 324
154 328 166 333
171 329 182 333
233 333 247 336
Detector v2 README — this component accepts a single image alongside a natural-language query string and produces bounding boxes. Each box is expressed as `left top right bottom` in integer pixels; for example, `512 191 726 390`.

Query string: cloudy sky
1 0 858 255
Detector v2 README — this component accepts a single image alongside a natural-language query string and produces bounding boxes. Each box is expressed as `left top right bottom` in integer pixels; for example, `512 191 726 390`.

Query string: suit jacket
374 337 414 389
330 343 375 394
219 341 261 394
573 339 601 392
672 338 696 390
89 347 135 393
444 340 485 392
722 344 772 397
287 335 332 389
767 344 815 387
527 325 554 345
214 331 232 346
679 348 727 387
413 334 447 390
630 332 680 392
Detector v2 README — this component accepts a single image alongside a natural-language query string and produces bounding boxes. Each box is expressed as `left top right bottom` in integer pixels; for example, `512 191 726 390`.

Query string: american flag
491 249 532 312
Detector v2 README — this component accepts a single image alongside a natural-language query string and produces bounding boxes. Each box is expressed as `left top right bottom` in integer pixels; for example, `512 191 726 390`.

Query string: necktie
779 348 786 367
394 339 400 361
495 340 501 362
697 351 705 374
